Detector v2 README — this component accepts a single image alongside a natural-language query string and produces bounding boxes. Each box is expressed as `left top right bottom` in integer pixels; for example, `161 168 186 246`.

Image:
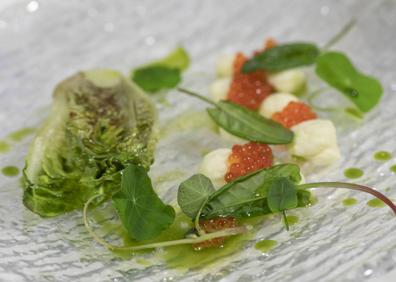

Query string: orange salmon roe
225 142 273 183
271 101 317 128
227 53 273 110
193 217 237 250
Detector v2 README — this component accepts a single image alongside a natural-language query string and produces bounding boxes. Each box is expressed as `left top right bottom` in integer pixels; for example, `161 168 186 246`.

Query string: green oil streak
255 239 277 253
160 111 217 139
2 166 20 177
284 215 299 226
8 127 36 142
161 216 259 270
342 198 358 206
0 141 10 153
344 168 364 179
374 151 392 161
90 208 262 270
390 165 396 174
367 198 386 208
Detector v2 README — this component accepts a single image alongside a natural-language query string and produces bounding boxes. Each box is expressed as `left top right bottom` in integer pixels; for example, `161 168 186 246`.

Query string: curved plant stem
282 210 290 231
178 88 218 107
298 182 396 215
323 18 357 50
83 194 248 251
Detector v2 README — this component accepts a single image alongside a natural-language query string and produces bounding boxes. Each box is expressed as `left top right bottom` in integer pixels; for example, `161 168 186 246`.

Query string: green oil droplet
390 165 396 174
284 215 299 226
0 141 10 153
342 198 358 206
374 151 392 161
255 239 277 253
8 127 36 142
2 166 19 177
367 198 385 208
344 168 364 179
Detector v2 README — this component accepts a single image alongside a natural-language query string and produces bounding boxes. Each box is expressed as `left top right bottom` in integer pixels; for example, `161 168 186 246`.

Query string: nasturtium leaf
131 46 190 93
112 165 175 241
315 52 383 113
242 42 320 73
177 174 215 219
267 177 298 213
207 101 294 145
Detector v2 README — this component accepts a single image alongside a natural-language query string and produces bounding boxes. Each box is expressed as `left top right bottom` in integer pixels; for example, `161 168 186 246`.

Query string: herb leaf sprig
83 164 396 252
132 46 190 93
242 20 383 114
178 88 294 145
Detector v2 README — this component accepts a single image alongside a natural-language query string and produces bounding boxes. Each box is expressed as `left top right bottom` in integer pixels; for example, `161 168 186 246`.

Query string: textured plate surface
1 0 396 281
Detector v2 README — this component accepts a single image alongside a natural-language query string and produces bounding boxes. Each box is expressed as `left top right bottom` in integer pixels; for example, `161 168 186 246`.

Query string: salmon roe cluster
225 142 273 183
226 53 273 110
271 101 317 128
193 217 237 250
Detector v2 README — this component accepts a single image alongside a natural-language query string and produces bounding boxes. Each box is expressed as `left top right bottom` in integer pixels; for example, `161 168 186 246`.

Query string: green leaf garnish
132 66 181 93
178 88 294 145
155 46 190 70
131 46 190 93
242 42 320 73
199 164 304 219
177 174 215 219
267 177 298 212
315 52 383 112
112 164 175 241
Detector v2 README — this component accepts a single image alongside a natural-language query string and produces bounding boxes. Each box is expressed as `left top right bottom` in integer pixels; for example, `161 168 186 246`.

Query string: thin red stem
298 182 396 215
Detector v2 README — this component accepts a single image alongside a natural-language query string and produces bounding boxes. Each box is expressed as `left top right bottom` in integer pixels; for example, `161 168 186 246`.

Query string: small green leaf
131 46 190 93
315 52 383 112
112 165 175 241
267 177 298 213
207 101 294 145
202 164 302 219
242 42 320 72
155 46 190 70
177 174 215 219
132 66 181 93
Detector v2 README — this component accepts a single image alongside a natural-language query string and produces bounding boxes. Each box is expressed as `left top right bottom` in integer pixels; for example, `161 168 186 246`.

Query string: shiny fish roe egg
225 142 273 183
193 217 237 250
227 53 273 110
271 101 317 128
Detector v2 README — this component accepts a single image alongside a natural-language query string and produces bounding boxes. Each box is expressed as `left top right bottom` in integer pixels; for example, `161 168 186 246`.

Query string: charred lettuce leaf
23 70 157 217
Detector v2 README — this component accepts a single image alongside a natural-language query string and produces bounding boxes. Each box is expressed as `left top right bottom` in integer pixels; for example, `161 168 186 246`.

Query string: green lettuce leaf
23 69 157 217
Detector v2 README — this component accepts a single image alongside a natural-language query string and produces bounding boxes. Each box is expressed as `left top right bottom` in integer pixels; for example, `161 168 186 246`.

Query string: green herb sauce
374 151 392 161
2 166 19 177
255 239 277 253
284 215 299 226
390 165 396 174
344 168 364 179
8 127 36 142
342 198 358 206
367 198 385 208
110 214 262 269
0 141 10 153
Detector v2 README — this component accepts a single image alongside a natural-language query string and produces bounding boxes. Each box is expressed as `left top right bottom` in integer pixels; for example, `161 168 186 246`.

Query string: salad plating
19 21 395 267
